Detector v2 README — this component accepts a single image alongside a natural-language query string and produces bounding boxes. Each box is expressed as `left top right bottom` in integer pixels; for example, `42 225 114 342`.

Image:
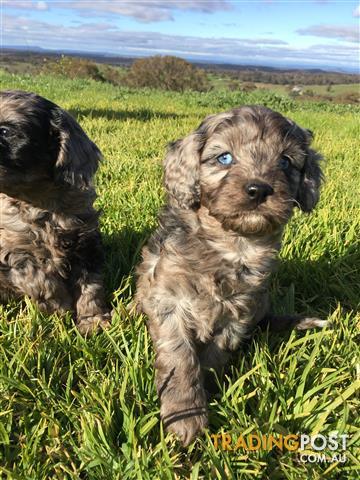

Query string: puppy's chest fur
0 193 83 279
195 232 278 320
137 208 281 345
208 236 274 290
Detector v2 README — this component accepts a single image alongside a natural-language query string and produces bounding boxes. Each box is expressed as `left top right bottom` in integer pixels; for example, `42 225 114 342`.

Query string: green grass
297 83 359 96
208 72 359 102
0 71 359 479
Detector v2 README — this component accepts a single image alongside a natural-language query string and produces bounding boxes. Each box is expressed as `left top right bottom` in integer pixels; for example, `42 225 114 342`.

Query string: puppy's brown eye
279 157 291 170
0 127 10 137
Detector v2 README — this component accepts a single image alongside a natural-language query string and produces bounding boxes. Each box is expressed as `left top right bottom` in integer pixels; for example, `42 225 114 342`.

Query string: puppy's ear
296 129 323 212
163 133 202 209
51 109 101 189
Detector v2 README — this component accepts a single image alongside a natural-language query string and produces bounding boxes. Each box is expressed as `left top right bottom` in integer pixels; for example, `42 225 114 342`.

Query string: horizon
2 1 360 73
4 44 360 74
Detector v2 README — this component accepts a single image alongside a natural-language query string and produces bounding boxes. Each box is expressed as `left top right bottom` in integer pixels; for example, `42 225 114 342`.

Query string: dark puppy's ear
163 132 202 209
51 108 101 189
296 128 323 212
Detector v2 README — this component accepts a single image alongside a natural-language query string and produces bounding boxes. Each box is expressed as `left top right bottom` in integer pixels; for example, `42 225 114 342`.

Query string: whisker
284 198 301 209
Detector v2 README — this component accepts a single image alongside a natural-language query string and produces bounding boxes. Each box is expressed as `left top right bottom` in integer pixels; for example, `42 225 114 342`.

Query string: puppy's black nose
245 183 274 203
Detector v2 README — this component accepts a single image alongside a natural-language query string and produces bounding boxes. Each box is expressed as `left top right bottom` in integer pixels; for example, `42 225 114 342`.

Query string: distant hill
1 47 359 89
2 45 358 76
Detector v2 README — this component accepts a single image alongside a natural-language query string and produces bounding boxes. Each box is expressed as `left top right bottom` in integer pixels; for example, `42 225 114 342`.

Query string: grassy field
208 73 359 101
0 71 359 479
254 82 360 98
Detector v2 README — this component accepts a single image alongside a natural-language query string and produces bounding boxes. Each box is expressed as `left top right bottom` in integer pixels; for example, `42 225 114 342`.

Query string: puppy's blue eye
279 157 290 170
217 152 233 165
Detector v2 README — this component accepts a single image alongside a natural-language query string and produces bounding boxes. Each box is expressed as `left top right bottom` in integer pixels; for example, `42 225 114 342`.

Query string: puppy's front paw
77 313 111 336
162 404 208 446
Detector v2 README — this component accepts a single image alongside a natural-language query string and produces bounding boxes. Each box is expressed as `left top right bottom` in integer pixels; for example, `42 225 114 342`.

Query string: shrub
303 89 314 97
228 79 242 91
124 55 209 92
99 65 125 86
241 82 257 92
42 56 104 81
41 56 124 85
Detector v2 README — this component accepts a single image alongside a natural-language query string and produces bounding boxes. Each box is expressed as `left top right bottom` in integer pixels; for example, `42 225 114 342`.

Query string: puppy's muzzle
245 182 274 204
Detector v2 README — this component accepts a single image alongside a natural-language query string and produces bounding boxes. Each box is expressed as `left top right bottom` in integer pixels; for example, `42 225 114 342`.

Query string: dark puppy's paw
76 312 111 336
295 317 328 330
162 404 208 447
260 314 328 332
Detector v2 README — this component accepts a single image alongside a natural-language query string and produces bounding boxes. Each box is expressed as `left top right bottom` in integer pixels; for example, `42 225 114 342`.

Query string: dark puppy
0 90 110 334
135 106 325 445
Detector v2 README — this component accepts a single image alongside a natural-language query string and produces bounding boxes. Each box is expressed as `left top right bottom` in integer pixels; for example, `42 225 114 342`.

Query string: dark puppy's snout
245 182 274 203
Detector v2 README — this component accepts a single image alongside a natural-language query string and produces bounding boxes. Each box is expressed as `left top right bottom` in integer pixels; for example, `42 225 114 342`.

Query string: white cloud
2 0 48 10
2 0 230 22
37 1 48 11
353 5 360 17
2 14 358 70
297 24 359 43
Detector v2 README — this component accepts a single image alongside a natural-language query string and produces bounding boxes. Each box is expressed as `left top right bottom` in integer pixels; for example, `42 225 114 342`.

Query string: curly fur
0 90 110 334
135 105 325 445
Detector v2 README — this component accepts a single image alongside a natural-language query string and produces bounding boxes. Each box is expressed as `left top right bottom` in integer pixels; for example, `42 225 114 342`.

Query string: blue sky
1 1 359 71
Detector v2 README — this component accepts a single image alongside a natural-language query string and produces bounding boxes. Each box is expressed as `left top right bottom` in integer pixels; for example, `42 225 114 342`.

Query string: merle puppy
135 106 325 445
0 90 110 334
